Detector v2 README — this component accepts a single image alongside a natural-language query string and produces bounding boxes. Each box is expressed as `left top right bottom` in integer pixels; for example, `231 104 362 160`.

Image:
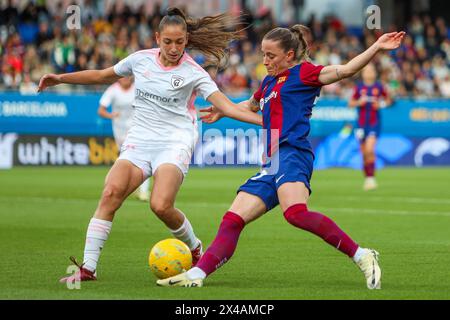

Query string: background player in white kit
38 7 262 283
97 76 151 201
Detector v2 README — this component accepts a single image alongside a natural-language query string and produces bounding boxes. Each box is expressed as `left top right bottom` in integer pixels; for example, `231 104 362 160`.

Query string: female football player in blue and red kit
349 64 393 191
157 25 405 290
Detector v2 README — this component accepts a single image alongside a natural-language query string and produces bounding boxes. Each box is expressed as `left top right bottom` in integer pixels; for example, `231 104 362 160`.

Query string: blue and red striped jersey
253 62 324 156
352 82 387 127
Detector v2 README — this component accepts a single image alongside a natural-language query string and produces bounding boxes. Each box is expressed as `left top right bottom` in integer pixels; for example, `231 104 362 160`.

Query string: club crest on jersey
171 75 185 89
277 76 287 84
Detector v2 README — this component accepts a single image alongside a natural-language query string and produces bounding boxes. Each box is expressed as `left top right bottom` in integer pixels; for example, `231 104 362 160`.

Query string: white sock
139 178 150 195
352 247 368 263
83 218 112 272
187 267 207 280
170 213 199 250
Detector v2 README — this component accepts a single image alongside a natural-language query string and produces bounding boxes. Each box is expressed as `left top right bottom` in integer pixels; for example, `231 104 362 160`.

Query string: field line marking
314 206 450 217
1 197 450 217
319 195 450 205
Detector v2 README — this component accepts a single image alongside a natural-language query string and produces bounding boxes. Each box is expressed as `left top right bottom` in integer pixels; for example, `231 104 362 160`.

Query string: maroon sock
368 161 375 177
284 204 358 257
196 211 245 276
364 162 375 177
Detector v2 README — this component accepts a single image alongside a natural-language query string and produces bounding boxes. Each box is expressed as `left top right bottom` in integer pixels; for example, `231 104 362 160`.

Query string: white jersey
113 49 219 150
99 82 135 146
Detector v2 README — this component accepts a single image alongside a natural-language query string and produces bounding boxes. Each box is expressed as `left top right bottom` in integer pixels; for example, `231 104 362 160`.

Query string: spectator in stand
403 71 417 97
0 2 448 97
0 0 19 28
416 72 436 98
439 75 450 97
240 5 257 45
2 64 21 89
36 21 53 48
432 56 449 82
53 34 76 73
253 6 275 43
19 72 38 94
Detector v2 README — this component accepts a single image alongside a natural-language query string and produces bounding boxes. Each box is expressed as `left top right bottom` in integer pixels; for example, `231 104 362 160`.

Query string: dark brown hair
263 24 311 62
159 7 242 67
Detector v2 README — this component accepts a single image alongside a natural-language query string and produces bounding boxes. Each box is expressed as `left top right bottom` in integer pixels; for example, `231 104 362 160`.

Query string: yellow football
148 239 192 279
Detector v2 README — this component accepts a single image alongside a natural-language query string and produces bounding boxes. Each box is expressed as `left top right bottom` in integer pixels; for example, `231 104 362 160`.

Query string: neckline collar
156 49 187 71
271 64 299 78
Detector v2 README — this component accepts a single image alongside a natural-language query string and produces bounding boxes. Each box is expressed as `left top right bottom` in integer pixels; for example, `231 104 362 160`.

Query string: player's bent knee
283 203 308 226
102 184 127 201
150 199 174 218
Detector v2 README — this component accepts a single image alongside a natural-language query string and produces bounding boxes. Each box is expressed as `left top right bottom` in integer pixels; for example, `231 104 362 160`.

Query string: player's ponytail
159 7 243 67
263 24 311 62
289 24 311 62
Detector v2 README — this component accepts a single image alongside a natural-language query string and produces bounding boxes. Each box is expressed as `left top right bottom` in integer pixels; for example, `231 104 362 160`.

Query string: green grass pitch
0 166 449 300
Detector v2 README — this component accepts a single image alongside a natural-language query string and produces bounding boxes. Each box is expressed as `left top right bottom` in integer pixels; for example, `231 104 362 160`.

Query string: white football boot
363 177 378 191
157 272 203 288
355 249 382 289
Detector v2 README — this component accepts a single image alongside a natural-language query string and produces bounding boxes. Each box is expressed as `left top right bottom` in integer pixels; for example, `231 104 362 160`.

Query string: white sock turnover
187 267 207 280
170 212 200 250
352 247 368 263
83 218 112 272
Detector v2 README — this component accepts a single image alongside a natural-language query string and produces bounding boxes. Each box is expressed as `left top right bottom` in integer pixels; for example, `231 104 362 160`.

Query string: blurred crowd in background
1 0 449 98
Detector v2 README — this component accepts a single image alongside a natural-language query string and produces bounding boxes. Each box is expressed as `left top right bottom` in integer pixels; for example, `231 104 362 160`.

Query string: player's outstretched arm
205 91 262 126
37 67 121 92
318 31 406 85
199 105 223 123
237 97 261 113
200 96 260 124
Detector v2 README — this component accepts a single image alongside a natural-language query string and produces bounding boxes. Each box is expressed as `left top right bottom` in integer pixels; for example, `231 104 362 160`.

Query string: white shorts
118 143 193 179
114 136 126 150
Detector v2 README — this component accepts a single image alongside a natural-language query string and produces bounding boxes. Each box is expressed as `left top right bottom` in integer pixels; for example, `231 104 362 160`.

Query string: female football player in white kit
97 76 151 201
38 7 262 283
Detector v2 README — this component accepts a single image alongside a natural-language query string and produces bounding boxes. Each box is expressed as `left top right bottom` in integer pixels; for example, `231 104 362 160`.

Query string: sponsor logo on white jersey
136 88 179 104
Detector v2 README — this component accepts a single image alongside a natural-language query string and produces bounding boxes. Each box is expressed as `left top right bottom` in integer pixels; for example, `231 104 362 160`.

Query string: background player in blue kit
349 64 393 191
157 25 405 290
